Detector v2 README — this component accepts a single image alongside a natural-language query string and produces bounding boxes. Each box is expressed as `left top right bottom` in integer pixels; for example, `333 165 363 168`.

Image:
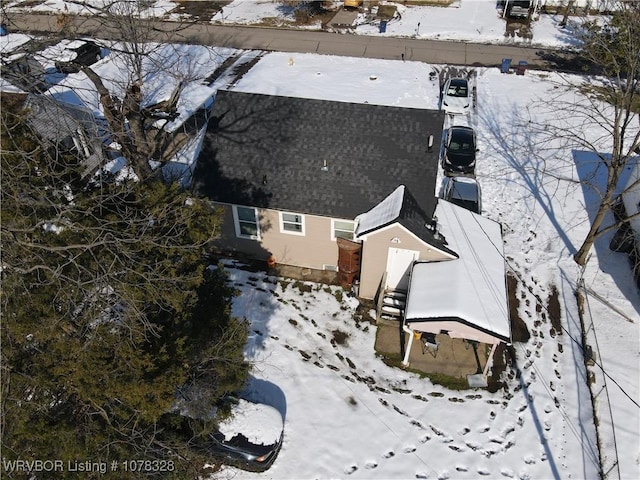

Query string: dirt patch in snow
547 285 562 336
507 272 530 343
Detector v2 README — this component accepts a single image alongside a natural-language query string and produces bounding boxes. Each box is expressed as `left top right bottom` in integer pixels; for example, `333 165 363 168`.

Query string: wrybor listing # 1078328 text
2 458 176 475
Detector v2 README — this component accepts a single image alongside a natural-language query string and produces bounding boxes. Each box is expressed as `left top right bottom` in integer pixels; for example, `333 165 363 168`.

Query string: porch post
483 342 499 377
401 328 414 366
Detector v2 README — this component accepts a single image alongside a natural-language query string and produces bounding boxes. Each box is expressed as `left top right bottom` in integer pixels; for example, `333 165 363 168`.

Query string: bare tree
532 1 640 267
570 1 640 266
36 0 221 181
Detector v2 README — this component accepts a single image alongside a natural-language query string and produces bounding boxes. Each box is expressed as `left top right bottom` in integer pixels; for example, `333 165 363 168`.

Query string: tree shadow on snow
242 376 287 421
479 101 576 256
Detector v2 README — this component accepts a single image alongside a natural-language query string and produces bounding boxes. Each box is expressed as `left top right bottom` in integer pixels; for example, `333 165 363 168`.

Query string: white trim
232 205 260 240
359 222 457 260
331 219 356 241
279 211 305 236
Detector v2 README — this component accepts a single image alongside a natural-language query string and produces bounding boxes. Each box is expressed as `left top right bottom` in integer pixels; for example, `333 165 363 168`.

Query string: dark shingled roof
194 90 444 221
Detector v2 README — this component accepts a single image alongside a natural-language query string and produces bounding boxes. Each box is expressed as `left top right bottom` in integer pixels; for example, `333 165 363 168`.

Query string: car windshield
446 79 468 98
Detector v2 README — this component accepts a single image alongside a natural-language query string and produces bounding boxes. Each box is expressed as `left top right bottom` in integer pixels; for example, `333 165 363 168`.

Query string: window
280 212 305 235
332 219 356 240
233 205 260 239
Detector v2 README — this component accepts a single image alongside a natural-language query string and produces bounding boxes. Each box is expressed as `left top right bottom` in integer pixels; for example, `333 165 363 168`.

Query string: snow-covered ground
1 1 638 479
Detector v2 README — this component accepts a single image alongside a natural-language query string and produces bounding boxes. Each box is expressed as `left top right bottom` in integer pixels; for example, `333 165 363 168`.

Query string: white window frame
279 212 305 236
331 219 356 241
232 205 260 240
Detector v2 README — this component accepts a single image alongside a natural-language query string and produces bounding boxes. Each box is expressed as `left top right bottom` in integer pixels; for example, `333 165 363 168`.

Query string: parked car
1 52 47 92
441 176 482 214
441 77 471 115
54 39 102 73
168 397 284 473
441 125 478 175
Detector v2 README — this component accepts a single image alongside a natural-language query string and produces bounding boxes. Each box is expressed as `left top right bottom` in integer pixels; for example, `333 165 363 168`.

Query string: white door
385 248 419 291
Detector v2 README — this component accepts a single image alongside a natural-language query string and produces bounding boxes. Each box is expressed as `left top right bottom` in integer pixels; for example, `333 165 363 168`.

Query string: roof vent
321 160 329 172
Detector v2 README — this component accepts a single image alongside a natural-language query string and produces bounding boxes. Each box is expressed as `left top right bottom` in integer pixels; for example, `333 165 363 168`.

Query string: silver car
441 176 482 214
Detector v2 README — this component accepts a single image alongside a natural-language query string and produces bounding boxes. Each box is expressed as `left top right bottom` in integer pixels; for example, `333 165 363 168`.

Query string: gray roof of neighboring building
193 90 444 221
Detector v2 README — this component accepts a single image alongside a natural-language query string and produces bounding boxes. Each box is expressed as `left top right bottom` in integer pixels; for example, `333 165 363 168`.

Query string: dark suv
54 40 102 74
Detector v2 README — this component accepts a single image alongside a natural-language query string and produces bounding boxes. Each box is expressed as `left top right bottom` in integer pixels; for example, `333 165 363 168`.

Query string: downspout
401 324 414 366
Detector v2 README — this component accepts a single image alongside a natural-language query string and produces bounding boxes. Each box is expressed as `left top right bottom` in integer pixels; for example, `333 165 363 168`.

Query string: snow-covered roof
218 399 283 446
404 200 510 343
355 185 405 236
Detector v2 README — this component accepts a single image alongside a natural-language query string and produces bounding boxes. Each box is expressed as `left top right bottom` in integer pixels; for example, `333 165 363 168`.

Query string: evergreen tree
1 95 249 479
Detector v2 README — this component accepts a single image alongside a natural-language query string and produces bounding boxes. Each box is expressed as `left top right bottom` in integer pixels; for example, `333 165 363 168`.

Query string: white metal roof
404 200 510 343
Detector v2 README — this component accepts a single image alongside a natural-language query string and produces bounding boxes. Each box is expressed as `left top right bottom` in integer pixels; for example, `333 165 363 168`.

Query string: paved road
4 12 576 71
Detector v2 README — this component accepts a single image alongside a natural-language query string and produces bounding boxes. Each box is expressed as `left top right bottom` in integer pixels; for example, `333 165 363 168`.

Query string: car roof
449 177 480 201
218 399 283 446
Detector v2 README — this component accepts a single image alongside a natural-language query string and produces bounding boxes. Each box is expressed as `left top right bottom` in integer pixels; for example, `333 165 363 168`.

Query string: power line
469 213 640 410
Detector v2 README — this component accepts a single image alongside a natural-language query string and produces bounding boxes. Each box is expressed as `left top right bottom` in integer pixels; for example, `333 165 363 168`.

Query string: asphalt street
4 12 578 71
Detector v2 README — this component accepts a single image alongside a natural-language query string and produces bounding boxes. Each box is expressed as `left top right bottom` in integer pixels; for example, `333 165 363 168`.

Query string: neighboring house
1 51 47 92
24 95 107 178
193 90 445 299
611 159 640 285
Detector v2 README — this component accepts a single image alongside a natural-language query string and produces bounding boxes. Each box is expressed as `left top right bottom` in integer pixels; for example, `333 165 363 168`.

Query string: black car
54 40 102 73
165 397 284 473
205 398 283 472
442 125 478 175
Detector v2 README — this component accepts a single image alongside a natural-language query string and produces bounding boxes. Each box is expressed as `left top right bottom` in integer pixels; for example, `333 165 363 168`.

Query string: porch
374 318 491 380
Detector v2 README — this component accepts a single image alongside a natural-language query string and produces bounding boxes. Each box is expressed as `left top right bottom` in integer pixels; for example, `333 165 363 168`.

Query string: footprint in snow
500 468 515 478
456 465 468 472
477 468 492 476
502 424 516 437
465 441 482 451
344 464 358 475
458 427 471 435
404 445 416 453
419 435 431 443
478 425 491 433
383 450 395 458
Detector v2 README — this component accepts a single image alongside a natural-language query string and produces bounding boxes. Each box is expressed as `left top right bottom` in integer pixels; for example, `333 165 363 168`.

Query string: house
194 89 511 381
193 90 446 299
